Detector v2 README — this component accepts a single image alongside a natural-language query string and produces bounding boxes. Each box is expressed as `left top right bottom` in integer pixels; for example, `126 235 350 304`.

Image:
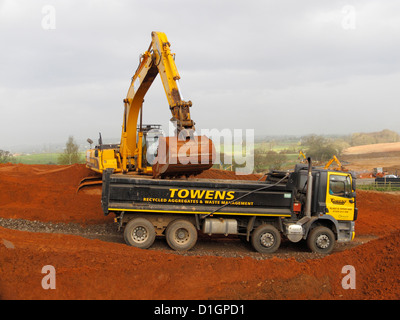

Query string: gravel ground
0 217 122 243
0 217 375 262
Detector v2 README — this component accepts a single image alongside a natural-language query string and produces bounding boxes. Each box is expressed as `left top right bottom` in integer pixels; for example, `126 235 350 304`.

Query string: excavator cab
85 133 121 174
137 124 163 168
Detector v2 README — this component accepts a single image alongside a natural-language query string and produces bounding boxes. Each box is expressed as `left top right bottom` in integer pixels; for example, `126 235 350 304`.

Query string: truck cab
284 164 357 246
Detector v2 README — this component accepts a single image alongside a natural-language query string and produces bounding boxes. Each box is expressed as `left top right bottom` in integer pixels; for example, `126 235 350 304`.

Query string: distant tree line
349 129 400 146
0 150 15 163
253 149 287 173
300 135 348 162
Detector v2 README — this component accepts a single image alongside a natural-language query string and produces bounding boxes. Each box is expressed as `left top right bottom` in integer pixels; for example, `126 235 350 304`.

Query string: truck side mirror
350 173 356 191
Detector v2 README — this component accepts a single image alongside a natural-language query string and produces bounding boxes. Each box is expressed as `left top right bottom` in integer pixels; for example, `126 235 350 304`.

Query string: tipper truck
101 159 357 254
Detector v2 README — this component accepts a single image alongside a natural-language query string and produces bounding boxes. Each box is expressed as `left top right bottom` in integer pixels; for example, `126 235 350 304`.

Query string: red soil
0 164 399 300
0 163 109 224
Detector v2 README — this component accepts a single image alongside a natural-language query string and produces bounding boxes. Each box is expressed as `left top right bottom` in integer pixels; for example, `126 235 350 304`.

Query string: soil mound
0 164 105 224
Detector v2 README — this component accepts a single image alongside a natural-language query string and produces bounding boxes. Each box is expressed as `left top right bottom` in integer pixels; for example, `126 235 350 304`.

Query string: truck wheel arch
304 215 338 240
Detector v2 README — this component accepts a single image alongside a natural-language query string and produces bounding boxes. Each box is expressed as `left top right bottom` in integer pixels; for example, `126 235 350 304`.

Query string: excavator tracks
76 175 102 193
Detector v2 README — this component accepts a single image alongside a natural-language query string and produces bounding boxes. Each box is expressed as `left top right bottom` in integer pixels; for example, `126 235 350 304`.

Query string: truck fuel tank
202 218 238 236
285 224 304 242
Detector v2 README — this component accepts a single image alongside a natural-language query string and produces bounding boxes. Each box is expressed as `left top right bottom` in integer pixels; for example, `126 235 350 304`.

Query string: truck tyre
124 217 156 249
307 226 335 254
251 224 281 253
166 219 197 251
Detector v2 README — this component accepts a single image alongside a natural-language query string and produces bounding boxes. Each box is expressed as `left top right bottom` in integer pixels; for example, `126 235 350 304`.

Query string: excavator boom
120 31 214 178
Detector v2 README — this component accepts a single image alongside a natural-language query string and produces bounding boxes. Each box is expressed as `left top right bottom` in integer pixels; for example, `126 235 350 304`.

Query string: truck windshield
329 174 351 197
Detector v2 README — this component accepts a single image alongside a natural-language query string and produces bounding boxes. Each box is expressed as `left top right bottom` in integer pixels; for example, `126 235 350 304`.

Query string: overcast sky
1 0 399 149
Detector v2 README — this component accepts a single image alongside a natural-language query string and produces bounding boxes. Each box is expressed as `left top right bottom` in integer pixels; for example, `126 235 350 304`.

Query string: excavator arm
120 31 213 176
151 32 195 130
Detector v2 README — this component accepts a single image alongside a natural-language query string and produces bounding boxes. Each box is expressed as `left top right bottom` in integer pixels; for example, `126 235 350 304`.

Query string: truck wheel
307 226 335 254
124 217 156 249
166 219 197 251
251 224 281 253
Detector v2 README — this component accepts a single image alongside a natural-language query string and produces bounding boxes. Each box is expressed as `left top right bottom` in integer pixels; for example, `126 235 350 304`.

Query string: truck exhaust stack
304 157 313 218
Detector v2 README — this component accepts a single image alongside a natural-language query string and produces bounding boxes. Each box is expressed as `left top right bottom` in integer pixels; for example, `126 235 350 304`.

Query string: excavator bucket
152 135 215 178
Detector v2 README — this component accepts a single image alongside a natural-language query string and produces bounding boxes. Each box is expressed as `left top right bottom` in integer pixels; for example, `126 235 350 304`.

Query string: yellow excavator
297 151 307 163
79 32 215 190
324 155 347 171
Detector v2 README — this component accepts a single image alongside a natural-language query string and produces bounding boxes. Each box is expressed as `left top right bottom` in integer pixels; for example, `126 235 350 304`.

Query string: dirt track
342 142 400 155
0 164 400 299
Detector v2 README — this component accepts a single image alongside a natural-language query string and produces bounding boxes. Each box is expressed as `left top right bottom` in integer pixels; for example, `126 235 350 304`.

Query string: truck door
326 172 355 221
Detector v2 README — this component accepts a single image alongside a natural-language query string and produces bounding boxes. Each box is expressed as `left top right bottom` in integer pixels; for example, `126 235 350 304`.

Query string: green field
14 153 85 165
357 183 400 192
